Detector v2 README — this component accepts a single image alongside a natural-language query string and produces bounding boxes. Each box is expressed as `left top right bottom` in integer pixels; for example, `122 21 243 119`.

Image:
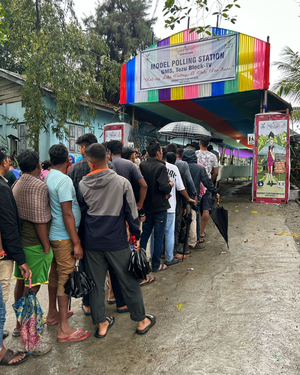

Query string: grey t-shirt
112 157 143 184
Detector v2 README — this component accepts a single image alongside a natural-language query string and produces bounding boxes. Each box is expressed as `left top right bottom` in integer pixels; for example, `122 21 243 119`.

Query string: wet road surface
4 181 300 375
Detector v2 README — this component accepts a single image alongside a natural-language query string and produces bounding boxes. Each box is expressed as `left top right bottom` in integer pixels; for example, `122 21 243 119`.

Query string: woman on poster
266 131 276 186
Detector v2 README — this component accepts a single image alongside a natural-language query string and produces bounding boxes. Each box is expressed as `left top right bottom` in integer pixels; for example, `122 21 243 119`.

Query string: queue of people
0 134 219 366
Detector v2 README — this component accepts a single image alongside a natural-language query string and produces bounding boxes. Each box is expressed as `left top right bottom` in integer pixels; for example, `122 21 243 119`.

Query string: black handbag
128 247 151 281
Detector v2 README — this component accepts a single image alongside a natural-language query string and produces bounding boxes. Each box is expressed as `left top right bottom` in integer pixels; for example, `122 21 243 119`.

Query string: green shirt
20 220 51 248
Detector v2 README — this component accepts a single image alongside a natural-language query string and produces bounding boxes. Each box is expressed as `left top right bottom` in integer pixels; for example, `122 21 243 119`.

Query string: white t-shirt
166 162 185 213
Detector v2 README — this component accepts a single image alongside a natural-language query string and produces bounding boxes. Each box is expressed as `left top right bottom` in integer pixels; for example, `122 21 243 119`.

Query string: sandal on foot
152 264 168 272
81 304 92 316
136 314 156 335
95 317 115 339
200 232 206 238
12 328 20 337
107 299 116 305
3 330 9 340
117 307 130 313
0 349 29 366
174 254 187 260
140 276 156 287
57 328 90 342
47 310 74 326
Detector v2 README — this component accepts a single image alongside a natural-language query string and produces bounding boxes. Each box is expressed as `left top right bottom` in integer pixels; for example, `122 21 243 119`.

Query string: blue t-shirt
45 169 81 241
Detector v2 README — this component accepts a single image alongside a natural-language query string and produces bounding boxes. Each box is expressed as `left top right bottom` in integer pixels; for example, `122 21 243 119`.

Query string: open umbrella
12 280 46 355
158 121 211 140
64 260 95 308
210 202 229 248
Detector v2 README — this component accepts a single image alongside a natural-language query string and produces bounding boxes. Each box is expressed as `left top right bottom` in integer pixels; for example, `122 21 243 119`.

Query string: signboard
253 113 290 204
140 34 237 91
247 133 255 145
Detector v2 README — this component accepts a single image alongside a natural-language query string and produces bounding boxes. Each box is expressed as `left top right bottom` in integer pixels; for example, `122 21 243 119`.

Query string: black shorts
201 191 213 211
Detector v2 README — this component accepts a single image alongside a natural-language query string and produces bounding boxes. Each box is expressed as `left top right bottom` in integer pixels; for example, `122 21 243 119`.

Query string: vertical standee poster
253 113 290 204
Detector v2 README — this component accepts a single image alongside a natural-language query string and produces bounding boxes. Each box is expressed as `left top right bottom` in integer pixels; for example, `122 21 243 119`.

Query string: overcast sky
73 0 300 105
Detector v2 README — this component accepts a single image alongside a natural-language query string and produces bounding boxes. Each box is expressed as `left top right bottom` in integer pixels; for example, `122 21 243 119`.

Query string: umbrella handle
29 279 32 289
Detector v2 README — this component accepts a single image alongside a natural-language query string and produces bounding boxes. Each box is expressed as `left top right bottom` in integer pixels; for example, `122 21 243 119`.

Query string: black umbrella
64 260 95 306
210 203 229 248
210 132 224 143
128 247 151 280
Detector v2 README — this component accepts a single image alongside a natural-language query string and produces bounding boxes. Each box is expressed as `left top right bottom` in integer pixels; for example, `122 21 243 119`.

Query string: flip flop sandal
12 328 20 337
176 249 191 255
174 254 187 260
0 350 29 366
3 330 9 340
197 238 205 243
136 314 156 335
95 317 115 339
47 310 74 326
140 276 156 287
57 328 90 342
81 304 92 316
200 232 206 238
152 264 168 272
107 299 116 305
117 307 130 313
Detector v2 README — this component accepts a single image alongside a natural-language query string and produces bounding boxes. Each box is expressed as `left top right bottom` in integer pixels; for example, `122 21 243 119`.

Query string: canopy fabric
120 27 270 105
120 27 292 149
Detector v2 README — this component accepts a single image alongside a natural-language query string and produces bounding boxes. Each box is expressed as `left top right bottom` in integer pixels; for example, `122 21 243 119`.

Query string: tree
273 46 300 130
85 0 156 64
84 0 156 104
273 46 300 105
0 0 109 151
163 0 240 36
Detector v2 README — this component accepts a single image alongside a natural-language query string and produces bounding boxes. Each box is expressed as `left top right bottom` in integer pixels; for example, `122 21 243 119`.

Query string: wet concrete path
4 181 300 375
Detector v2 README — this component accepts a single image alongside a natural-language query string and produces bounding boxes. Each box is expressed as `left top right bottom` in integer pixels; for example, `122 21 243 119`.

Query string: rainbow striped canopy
120 27 289 149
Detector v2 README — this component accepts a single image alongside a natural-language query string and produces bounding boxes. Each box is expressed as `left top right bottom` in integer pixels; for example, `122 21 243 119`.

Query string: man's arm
179 189 196 205
211 166 218 182
137 178 147 211
61 201 83 260
182 162 197 196
123 182 141 241
34 223 51 254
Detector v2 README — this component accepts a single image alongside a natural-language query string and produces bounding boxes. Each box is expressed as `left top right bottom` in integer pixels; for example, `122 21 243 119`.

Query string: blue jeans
165 213 176 262
141 211 167 271
0 282 6 350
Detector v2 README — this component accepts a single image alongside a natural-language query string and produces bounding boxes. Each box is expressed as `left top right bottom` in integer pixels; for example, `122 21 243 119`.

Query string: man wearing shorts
45 144 90 342
12 151 53 353
196 136 219 238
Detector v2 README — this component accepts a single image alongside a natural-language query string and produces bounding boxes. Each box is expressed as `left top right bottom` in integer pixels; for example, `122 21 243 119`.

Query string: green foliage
84 0 156 104
163 0 240 34
0 0 108 151
273 46 300 105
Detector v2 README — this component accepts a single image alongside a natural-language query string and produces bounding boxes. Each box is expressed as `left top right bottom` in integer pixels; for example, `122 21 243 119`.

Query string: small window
67 124 84 153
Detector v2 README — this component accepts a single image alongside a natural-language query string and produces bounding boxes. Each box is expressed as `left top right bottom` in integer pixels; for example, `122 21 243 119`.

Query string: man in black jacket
0 149 31 366
140 140 174 272
182 149 220 250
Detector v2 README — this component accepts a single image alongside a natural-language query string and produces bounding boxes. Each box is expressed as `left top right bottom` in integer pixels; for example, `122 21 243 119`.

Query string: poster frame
252 113 290 204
